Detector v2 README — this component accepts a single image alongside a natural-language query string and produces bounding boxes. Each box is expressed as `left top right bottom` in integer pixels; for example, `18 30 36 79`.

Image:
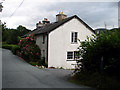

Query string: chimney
56 12 67 22
36 21 43 28
42 18 50 24
36 18 50 28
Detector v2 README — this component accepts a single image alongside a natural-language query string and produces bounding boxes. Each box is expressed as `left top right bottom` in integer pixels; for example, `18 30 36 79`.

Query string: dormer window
71 32 78 43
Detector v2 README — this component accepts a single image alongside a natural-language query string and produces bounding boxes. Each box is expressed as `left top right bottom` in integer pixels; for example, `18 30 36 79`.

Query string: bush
44 62 48 68
2 43 20 54
37 57 48 67
2 44 12 50
77 29 120 76
11 45 20 54
38 57 45 66
29 62 38 66
18 34 41 62
71 71 120 89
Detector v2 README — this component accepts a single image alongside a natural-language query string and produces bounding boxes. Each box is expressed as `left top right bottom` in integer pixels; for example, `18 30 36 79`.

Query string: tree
2 23 9 42
77 28 120 76
0 2 3 12
16 25 30 36
2 24 30 44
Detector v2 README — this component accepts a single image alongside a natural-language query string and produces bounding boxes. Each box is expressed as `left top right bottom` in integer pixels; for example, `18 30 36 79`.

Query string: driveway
2 49 90 88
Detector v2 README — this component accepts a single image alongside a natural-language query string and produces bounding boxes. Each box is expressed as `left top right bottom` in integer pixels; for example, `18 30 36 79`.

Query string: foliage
70 71 120 89
37 57 48 67
2 23 30 44
18 34 41 62
44 62 48 68
0 2 3 12
11 45 20 54
2 43 13 50
29 62 38 66
77 28 120 76
2 43 20 54
2 23 9 42
38 57 45 66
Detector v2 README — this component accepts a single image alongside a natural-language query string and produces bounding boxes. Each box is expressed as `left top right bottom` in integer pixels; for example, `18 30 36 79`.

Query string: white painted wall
48 17 94 69
36 34 48 62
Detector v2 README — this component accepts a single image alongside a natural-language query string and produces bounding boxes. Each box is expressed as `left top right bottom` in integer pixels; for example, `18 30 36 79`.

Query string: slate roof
22 15 94 37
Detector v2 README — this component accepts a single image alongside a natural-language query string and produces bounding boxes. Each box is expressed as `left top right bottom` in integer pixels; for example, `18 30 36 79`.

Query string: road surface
2 49 90 88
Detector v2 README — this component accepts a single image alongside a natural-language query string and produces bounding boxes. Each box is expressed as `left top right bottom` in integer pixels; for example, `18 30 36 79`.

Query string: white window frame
74 51 80 60
67 52 74 60
71 32 78 44
67 51 80 60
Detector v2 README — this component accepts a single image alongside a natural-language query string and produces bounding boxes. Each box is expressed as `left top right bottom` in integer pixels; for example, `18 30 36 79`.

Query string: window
71 32 78 43
67 52 73 59
74 51 80 60
67 51 80 60
42 35 45 44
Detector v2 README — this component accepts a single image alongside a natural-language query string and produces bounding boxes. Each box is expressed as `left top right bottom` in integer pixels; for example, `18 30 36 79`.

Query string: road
2 49 90 88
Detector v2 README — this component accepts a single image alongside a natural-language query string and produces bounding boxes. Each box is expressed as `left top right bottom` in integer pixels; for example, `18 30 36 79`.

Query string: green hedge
2 43 20 54
77 29 120 76
2 44 12 50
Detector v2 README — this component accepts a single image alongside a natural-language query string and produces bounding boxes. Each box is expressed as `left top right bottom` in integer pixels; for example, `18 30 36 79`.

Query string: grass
69 72 120 90
29 62 38 66
29 61 48 68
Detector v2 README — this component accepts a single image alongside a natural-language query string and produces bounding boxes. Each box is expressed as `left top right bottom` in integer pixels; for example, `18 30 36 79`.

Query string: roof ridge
22 15 94 37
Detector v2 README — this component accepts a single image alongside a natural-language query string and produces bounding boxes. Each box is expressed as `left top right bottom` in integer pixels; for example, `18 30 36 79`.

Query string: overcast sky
0 0 118 30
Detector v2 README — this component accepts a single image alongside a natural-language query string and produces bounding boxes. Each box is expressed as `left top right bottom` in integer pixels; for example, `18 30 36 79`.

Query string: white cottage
24 12 95 69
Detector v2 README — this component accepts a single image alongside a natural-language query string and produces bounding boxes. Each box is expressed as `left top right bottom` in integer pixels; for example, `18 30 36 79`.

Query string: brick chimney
56 12 67 22
36 21 43 28
36 18 50 28
42 18 50 24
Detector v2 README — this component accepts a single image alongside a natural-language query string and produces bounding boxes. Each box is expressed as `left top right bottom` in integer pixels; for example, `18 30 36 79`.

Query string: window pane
75 32 77 37
71 32 74 43
74 51 80 59
74 32 77 42
71 32 78 43
67 52 73 59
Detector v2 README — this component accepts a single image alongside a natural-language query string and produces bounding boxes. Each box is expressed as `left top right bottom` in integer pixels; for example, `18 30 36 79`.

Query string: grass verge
69 72 120 90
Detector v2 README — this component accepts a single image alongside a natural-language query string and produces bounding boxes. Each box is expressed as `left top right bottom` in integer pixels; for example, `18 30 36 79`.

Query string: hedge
77 29 120 76
2 43 20 54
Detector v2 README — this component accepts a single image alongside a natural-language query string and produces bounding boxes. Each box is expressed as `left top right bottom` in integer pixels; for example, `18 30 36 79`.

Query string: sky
0 0 119 30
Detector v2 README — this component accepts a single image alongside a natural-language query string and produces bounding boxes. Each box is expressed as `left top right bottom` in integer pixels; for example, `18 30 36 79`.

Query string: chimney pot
36 21 43 28
56 12 67 22
42 18 50 24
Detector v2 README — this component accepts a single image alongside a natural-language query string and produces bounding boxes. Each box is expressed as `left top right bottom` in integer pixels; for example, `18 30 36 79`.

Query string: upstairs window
71 32 78 43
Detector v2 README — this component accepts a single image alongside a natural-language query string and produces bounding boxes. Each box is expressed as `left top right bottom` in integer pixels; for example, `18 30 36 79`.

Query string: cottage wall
36 34 48 62
48 18 94 69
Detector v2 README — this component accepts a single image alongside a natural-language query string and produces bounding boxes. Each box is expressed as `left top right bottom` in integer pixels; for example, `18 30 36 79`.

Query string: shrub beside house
72 28 120 89
18 34 46 67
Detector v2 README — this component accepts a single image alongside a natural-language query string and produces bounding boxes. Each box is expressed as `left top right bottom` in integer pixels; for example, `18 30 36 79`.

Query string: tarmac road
2 49 91 89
